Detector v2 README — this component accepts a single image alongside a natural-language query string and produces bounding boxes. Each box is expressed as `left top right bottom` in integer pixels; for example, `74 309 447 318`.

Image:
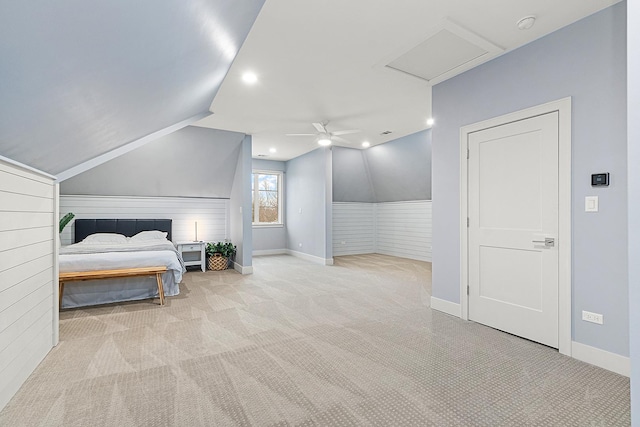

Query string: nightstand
176 241 206 272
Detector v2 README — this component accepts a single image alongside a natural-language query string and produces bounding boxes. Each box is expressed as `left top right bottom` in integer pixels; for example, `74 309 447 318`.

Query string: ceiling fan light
317 137 332 146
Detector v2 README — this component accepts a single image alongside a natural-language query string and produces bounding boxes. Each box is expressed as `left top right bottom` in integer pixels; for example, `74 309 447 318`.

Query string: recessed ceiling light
517 16 536 30
426 118 435 126
317 137 331 146
269 147 277 153
242 72 258 84
362 141 370 148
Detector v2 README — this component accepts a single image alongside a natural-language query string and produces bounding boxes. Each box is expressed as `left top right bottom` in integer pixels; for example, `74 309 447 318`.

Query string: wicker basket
207 253 228 271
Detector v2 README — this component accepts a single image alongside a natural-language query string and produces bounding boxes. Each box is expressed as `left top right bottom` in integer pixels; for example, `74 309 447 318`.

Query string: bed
58 219 186 309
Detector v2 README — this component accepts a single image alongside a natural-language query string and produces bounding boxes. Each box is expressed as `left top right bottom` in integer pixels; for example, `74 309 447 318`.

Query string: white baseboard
571 341 630 377
233 262 253 275
285 249 334 265
253 249 287 256
430 296 461 317
375 250 432 263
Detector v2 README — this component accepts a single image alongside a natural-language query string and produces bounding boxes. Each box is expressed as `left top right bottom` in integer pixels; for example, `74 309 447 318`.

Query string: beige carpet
0 254 630 426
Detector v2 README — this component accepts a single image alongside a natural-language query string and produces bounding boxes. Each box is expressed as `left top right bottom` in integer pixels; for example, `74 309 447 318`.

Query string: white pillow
130 230 168 241
82 233 128 245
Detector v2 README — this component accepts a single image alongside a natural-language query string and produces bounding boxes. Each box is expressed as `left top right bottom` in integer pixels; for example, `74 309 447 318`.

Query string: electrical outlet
582 310 604 325
298 243 302 248
341 240 346 245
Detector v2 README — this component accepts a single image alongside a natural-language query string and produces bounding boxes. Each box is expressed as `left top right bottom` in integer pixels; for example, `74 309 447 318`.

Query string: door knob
532 237 555 247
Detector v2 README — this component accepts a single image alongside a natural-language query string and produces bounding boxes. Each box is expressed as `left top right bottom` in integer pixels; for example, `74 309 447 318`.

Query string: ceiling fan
286 121 361 146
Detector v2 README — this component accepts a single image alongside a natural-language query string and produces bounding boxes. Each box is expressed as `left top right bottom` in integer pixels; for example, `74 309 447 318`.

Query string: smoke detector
517 16 536 30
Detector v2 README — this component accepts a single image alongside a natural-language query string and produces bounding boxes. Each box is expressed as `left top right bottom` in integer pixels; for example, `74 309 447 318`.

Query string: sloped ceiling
332 130 431 203
60 126 245 198
0 0 264 175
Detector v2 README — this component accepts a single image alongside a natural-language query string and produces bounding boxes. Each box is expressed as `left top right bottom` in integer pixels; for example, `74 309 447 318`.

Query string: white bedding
59 240 185 308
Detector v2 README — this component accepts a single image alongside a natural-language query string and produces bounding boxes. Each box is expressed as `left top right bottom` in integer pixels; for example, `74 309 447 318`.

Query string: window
252 170 283 226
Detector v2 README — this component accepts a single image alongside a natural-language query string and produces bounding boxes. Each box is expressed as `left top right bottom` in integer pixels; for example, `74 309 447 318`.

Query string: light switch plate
585 196 599 212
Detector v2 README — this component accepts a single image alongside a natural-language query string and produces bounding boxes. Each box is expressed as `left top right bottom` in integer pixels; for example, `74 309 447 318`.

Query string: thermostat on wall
591 173 609 186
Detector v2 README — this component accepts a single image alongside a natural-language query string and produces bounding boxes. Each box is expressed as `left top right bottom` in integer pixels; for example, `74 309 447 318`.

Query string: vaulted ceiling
0 0 264 175
0 0 621 175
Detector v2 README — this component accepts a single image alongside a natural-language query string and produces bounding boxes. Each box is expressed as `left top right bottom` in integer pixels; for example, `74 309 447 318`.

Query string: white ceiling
195 0 621 161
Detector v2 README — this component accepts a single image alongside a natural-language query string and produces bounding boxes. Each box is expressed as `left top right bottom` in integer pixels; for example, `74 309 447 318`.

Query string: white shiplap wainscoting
59 195 230 245
0 157 56 412
376 201 432 262
332 200 432 261
333 203 376 256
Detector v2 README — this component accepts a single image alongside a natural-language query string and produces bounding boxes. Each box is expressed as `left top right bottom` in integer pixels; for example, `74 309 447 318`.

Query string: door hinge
467 285 469 295
467 149 470 159
467 217 469 227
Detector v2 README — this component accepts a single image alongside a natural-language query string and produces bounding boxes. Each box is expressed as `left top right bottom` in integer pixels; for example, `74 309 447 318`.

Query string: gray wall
252 159 287 252
332 147 376 202
230 136 253 269
285 148 332 260
253 227 287 252
324 149 333 259
60 126 244 198
432 4 628 356
366 130 431 202
628 1 639 423
332 130 431 203
253 159 285 172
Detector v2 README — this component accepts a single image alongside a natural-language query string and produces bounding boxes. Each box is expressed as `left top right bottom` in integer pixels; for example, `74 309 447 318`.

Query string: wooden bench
58 266 168 309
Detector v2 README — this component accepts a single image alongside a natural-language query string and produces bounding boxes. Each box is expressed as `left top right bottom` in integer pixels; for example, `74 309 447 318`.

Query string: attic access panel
384 21 504 85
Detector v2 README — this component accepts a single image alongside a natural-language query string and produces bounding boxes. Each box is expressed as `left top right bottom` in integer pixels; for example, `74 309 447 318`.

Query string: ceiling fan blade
286 133 316 136
332 129 361 136
312 122 327 133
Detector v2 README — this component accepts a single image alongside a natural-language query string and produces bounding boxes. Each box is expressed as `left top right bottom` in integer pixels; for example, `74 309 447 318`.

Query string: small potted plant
59 212 75 233
206 241 237 270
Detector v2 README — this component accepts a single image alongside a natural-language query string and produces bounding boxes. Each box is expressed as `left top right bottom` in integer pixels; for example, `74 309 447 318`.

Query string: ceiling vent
381 20 503 86
380 130 393 135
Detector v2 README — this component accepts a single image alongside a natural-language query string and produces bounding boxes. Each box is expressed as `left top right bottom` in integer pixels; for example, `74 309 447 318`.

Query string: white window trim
252 169 284 226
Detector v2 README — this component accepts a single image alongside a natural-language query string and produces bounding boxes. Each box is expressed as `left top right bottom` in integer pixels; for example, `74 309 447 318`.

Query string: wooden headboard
74 219 172 243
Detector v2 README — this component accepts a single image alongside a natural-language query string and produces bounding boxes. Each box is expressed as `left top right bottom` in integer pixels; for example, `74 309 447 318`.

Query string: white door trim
459 97 572 356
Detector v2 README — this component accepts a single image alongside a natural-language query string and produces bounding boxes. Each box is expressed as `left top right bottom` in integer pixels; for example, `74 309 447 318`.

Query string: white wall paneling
332 200 432 261
59 195 229 245
333 203 376 256
53 184 60 346
0 158 56 412
376 201 432 262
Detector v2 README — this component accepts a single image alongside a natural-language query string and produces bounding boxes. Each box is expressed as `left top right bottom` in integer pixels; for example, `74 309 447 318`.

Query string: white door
468 112 559 348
